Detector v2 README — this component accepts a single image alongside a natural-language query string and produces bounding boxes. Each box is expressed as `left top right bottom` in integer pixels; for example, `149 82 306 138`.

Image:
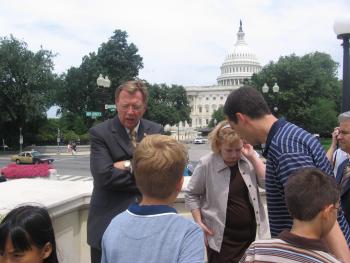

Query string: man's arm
90 128 138 192
89 123 164 192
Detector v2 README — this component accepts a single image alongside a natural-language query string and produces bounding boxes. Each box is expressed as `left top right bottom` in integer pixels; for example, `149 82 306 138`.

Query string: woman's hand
241 142 255 161
198 221 214 246
191 209 214 246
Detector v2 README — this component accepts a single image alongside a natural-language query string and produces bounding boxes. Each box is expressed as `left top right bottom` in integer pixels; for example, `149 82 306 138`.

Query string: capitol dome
217 21 262 86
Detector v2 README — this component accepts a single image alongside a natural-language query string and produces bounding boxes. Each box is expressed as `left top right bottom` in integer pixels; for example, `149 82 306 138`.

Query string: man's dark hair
223 85 271 123
285 168 340 221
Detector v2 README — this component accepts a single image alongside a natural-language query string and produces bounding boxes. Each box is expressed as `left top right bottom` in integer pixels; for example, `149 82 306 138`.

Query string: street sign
86 111 102 117
105 104 116 110
19 135 23 144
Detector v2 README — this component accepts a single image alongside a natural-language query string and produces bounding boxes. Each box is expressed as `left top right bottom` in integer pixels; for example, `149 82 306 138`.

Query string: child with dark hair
240 168 342 263
0 205 59 263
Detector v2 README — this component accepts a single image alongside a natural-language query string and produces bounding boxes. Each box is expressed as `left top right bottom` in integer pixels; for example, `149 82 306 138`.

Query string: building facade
167 21 262 140
186 21 262 129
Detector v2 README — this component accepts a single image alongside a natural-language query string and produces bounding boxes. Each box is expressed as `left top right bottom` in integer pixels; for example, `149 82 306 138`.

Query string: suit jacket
336 159 350 225
87 116 163 249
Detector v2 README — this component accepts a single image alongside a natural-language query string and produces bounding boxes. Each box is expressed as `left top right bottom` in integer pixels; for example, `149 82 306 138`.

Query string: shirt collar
262 118 287 158
278 230 329 253
125 121 140 136
128 202 177 216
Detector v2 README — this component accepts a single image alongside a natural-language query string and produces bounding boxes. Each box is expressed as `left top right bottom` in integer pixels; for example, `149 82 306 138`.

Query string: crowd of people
1 82 350 263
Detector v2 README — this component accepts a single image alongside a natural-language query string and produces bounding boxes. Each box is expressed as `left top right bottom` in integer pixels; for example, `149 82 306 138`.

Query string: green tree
56 30 143 128
0 35 58 147
144 83 191 126
208 106 225 127
251 52 341 134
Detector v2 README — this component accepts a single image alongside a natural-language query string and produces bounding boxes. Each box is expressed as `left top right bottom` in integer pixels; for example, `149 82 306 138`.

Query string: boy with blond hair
240 168 342 263
101 134 205 263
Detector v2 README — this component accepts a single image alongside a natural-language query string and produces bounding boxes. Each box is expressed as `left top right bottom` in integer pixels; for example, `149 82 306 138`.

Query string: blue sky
0 0 349 117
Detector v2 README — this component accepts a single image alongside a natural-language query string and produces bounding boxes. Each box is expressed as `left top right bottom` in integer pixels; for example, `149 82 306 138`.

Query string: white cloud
1 0 349 86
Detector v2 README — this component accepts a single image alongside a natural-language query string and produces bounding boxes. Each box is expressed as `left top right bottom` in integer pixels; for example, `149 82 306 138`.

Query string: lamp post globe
262 83 269 93
334 17 350 112
272 83 280 93
97 74 105 87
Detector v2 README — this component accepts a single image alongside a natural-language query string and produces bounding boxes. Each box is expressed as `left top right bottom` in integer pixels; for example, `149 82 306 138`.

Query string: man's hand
331 127 340 145
113 160 130 170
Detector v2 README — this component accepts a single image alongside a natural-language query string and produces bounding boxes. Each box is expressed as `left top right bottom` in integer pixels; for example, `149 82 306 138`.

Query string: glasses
117 104 144 112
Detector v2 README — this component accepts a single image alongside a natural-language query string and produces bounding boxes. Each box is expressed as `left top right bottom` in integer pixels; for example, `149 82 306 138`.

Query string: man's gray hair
338 111 350 122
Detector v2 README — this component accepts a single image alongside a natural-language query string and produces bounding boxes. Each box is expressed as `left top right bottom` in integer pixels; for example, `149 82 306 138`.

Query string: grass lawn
320 138 332 151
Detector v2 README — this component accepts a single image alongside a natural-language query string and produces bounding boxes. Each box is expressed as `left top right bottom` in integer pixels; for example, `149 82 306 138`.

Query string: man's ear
320 204 334 220
236 113 247 124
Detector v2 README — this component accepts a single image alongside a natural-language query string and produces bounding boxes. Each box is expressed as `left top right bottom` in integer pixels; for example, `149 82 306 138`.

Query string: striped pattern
265 121 350 243
240 239 342 263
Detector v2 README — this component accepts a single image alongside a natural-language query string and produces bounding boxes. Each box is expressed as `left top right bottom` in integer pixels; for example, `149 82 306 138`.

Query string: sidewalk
48 151 90 156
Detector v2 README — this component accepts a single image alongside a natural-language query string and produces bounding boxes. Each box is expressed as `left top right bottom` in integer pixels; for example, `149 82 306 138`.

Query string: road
0 143 211 179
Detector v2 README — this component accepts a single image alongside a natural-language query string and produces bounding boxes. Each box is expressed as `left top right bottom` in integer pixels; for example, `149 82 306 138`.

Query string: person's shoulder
141 118 162 128
103 210 130 239
172 214 203 235
108 210 130 227
89 118 112 134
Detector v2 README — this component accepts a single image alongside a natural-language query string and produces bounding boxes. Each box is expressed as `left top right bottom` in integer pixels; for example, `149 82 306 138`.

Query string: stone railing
0 177 266 263
0 177 195 263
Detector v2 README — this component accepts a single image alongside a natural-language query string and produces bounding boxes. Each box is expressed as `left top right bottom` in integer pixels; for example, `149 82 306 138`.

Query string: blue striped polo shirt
263 119 350 244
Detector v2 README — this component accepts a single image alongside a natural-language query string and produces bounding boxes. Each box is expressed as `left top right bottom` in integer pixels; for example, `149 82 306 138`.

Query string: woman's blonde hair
208 120 241 153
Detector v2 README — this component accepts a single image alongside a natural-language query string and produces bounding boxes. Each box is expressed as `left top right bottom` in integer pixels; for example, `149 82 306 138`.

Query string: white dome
217 21 262 86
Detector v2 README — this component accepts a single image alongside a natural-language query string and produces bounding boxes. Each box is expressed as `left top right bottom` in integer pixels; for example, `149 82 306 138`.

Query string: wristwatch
124 160 131 171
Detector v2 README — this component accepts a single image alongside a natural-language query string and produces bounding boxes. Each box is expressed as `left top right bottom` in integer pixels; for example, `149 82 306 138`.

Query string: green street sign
105 104 116 110
86 111 102 117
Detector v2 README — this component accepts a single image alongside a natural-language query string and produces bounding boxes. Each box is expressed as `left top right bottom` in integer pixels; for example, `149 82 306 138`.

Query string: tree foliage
56 30 143 126
209 106 225 127
251 52 341 134
144 83 191 126
0 35 58 147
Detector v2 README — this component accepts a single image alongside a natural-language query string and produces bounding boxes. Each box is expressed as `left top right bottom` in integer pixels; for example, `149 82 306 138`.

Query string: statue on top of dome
239 20 243 32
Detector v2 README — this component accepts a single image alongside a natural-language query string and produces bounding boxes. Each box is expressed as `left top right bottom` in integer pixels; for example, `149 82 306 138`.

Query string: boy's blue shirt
101 202 205 263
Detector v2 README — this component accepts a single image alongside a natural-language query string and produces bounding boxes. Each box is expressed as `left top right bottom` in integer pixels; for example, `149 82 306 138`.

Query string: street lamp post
334 17 350 112
57 128 61 155
96 74 112 119
19 127 23 153
262 82 280 113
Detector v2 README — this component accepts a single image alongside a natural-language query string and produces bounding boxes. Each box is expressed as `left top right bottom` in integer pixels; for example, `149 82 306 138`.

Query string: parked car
10 151 54 164
193 137 206 144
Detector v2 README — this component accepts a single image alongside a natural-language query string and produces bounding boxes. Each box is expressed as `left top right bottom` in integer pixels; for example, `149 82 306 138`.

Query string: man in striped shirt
240 168 342 263
224 86 350 262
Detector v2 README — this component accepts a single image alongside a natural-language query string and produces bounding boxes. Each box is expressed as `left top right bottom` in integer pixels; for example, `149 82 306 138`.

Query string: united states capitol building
167 22 262 140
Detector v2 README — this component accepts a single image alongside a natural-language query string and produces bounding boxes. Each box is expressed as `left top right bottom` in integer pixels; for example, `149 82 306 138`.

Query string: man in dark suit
87 80 163 263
